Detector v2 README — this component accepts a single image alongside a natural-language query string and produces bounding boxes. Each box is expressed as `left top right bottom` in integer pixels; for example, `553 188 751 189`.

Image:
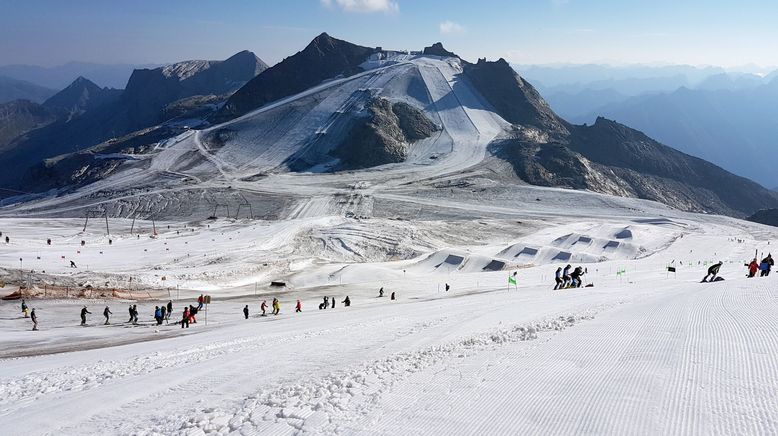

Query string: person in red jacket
295 300 302 313
747 258 759 277
197 294 204 310
181 307 190 328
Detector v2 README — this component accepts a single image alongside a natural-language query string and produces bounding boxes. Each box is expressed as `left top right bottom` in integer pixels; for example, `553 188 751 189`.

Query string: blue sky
1 0 776 68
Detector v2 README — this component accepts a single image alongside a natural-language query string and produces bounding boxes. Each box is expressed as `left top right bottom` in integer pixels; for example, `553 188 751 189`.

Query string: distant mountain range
0 37 775 219
0 62 160 90
0 75 56 104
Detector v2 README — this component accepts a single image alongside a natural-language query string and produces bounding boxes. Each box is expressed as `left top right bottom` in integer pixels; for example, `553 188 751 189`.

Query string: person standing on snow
104 306 112 325
21 299 29 317
747 258 759 277
154 306 162 325
553 267 563 290
571 266 584 288
760 254 774 277
160 305 167 324
166 300 173 321
197 294 204 310
390 291 396 300
272 298 280 315
342 296 351 307
331 296 335 309
181 307 190 328
243 305 249 319
702 261 723 282
80 306 91 326
30 308 38 331
562 265 572 288
131 304 139 324
445 283 450 292
323 296 329 309
260 300 267 316
379 287 384 297
295 300 302 313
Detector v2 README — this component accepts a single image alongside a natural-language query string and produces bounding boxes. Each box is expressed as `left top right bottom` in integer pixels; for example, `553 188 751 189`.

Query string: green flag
508 275 517 285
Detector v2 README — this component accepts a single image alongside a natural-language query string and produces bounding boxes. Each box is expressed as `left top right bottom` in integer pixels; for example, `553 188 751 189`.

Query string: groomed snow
2 53 778 435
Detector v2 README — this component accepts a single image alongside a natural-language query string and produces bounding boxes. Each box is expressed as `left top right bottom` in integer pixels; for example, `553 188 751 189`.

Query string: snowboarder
181 307 190 328
553 267 563 290
80 306 91 326
21 299 29 317
342 296 351 307
272 298 280 315
296 300 302 313
390 291 396 300
166 300 173 320
103 306 112 325
30 308 38 331
261 300 267 316
445 283 450 292
702 261 723 282
243 304 249 319
379 287 384 297
747 258 759 277
70 260 77 268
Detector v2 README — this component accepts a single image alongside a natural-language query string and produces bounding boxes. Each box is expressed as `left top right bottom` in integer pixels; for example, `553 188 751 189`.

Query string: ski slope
2 53 778 435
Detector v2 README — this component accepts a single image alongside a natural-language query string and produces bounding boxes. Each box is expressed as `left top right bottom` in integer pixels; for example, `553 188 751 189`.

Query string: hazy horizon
2 0 778 70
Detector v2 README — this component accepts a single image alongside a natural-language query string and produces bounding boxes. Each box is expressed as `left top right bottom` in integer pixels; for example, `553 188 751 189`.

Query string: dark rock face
0 100 55 148
464 58 567 135
42 76 120 118
747 209 778 227
334 98 437 168
214 33 376 122
0 51 266 192
422 42 460 59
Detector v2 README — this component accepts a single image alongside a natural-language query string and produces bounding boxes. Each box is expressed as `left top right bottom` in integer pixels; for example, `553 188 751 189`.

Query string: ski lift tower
235 193 253 220
130 209 157 235
83 207 110 235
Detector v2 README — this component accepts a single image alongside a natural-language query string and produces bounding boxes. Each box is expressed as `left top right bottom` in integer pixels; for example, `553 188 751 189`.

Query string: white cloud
439 20 465 35
320 0 399 13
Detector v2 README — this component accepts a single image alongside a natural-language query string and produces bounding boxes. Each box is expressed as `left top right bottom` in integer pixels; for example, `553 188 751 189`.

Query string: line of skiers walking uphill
15 288 404 330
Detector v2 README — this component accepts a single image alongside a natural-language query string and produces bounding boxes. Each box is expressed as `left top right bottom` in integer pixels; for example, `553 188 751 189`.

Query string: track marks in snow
145 310 599 435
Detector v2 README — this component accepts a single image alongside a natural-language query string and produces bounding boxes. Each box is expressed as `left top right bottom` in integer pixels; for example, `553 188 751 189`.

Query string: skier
103 306 112 325
21 299 29 317
80 306 91 326
702 261 723 282
189 305 197 323
128 305 134 323
553 267 563 290
132 304 139 324
154 306 162 325
342 296 351 307
379 287 384 297
331 296 335 309
197 294 204 310
181 307 190 328
272 298 280 315
243 304 249 319
160 305 167 324
261 300 267 316
166 300 173 320
747 258 759 277
445 283 450 292
30 308 38 331
562 264 572 288
390 291 396 300
70 260 77 268
295 299 302 313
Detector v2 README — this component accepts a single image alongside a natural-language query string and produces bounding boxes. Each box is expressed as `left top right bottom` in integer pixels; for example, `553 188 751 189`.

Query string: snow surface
2 53 778 435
